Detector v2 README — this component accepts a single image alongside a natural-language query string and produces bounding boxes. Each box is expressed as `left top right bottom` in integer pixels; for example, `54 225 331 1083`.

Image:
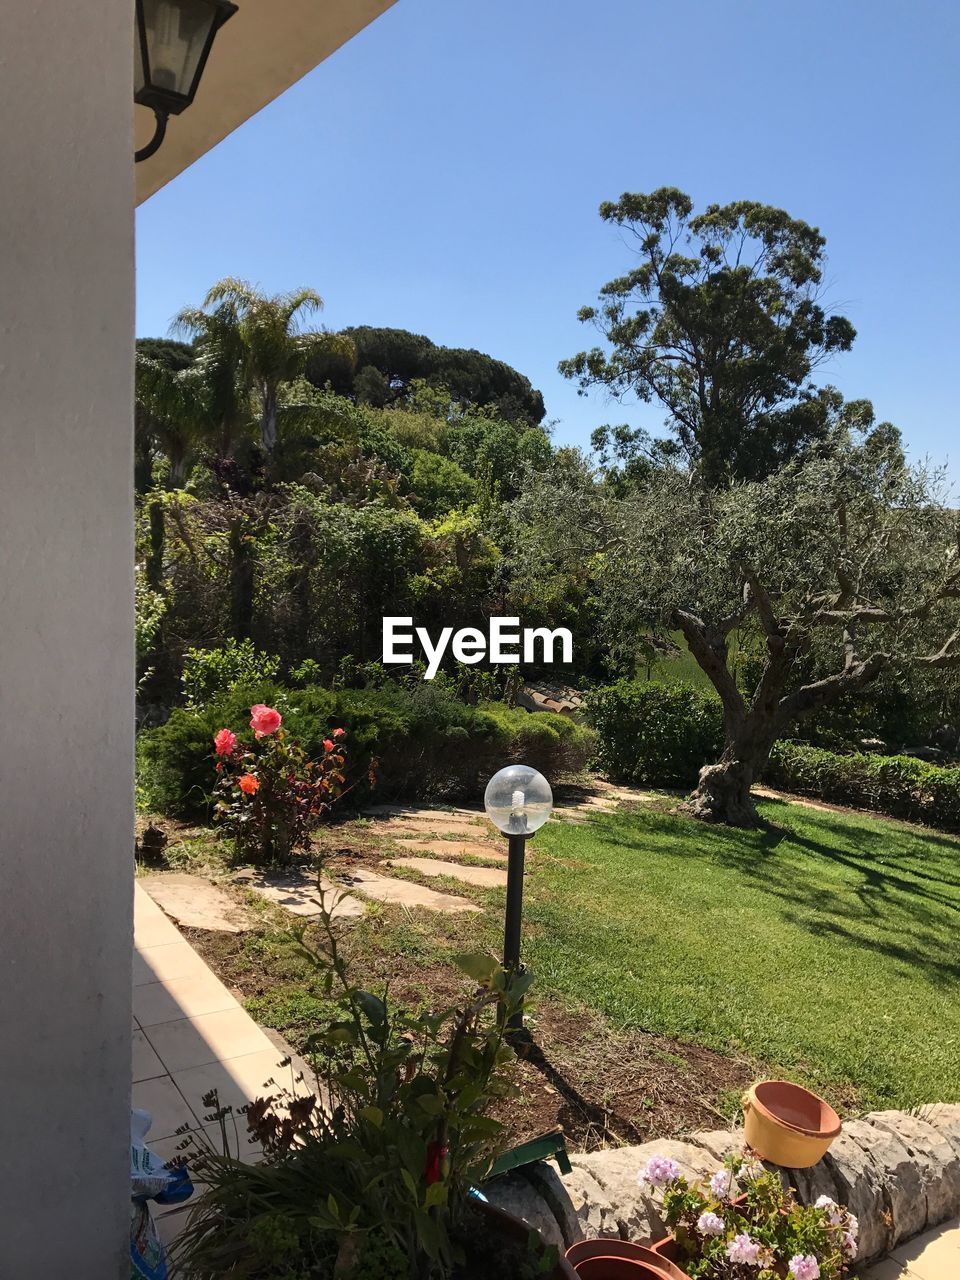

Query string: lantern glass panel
140 0 219 100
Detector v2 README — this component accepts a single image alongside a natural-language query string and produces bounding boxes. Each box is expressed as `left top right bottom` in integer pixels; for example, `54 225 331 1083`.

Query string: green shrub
182 639 281 710
137 681 595 820
767 741 960 831
586 680 723 785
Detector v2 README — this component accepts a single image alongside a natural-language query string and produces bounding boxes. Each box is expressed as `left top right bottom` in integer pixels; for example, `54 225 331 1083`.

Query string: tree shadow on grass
594 803 960 988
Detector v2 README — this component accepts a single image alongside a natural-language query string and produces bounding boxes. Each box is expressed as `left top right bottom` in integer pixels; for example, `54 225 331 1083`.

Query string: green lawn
527 799 960 1111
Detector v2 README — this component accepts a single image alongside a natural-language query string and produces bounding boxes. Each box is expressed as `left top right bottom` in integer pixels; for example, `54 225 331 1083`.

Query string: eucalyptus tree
561 188 856 485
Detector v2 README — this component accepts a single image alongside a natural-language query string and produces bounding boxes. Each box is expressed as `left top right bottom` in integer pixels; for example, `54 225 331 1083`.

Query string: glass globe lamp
484 764 553 836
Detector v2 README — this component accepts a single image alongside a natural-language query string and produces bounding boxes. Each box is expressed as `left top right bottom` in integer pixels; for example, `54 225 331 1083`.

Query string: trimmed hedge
767 741 960 831
586 680 723 786
137 681 595 820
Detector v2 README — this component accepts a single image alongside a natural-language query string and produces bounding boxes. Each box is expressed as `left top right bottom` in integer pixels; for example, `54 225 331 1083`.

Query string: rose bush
212 704 352 865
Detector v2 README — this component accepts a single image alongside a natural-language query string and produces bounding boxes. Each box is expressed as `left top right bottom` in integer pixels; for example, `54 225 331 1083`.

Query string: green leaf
355 990 388 1026
424 1180 448 1209
401 1168 418 1198
360 1105 384 1128
454 951 500 986
414 1209 443 1259
324 1020 359 1045
415 1093 445 1116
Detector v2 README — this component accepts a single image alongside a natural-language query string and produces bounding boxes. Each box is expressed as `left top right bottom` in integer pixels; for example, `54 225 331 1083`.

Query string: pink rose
332 727 345 738
213 728 238 756
322 738 335 752
250 704 282 737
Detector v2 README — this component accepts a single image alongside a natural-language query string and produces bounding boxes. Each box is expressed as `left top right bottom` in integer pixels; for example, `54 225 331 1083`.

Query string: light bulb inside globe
484 765 553 835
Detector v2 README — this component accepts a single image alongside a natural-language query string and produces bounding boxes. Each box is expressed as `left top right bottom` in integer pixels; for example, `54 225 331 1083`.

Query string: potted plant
169 884 574 1279
632 1155 857 1280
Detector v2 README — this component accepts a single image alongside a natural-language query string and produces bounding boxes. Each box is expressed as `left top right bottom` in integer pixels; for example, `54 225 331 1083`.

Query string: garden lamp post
135 0 239 162
484 764 553 1031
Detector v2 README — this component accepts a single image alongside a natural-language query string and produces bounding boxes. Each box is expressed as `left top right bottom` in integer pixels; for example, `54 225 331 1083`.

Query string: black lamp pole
503 825 530 1032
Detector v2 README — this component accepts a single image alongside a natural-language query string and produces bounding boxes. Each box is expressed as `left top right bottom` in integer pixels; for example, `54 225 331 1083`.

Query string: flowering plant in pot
212 704 352 865
640 1154 857 1280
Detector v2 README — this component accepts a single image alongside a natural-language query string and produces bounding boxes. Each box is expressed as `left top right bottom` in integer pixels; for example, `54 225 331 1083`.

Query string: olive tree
600 425 960 824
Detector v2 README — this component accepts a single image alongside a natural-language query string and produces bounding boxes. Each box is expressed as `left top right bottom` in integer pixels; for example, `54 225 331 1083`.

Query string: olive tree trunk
688 723 781 826
673 600 891 827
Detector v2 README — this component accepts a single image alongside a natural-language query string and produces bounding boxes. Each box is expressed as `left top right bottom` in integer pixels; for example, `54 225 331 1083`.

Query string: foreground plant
641 1154 856 1279
212 704 350 864
172 886 535 1279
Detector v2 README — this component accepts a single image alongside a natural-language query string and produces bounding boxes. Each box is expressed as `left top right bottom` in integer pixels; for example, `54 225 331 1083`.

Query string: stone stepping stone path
338 867 481 913
372 815 490 838
387 857 509 888
366 804 483 824
392 837 508 864
233 867 365 920
368 808 488 829
142 873 253 934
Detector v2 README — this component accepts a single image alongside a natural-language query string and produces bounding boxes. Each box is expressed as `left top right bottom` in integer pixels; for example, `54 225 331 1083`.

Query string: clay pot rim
749 1079 841 1139
566 1239 688 1278
573 1259 671 1279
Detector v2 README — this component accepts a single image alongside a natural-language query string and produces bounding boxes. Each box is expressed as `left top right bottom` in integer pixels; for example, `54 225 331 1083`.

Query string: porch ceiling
135 0 396 205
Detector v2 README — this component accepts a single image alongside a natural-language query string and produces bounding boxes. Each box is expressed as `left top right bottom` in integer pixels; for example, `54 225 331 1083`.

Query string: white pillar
0 3 134 1274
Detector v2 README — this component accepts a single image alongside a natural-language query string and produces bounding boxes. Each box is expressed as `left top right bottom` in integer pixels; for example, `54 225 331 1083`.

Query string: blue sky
137 0 959 481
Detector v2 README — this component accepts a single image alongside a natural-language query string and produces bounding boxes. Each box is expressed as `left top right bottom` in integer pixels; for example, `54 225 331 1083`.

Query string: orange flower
238 773 260 795
322 738 334 752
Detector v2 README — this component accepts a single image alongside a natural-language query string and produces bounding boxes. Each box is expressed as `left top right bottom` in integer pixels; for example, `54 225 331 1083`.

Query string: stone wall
484 1106 960 1267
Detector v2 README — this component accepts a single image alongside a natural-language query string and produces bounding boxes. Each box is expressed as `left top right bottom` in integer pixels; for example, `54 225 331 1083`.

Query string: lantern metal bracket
135 106 169 164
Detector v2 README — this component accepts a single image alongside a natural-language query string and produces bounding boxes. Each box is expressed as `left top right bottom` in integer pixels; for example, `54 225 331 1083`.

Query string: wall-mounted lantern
135 0 238 162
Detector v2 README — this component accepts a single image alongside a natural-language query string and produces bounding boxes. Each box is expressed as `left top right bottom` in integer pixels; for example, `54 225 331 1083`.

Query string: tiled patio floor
860 1222 960 1279
133 882 302 1246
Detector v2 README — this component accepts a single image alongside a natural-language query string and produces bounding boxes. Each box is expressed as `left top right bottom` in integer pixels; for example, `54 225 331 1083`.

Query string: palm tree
176 278 354 458
171 297 249 457
135 352 215 487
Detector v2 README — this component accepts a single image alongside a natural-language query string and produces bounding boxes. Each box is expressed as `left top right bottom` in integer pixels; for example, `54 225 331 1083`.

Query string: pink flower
842 1232 857 1259
250 704 282 737
788 1256 820 1280
710 1168 732 1198
726 1234 762 1266
697 1210 725 1236
214 728 237 756
641 1155 680 1188
322 738 334 752
332 727 345 738
238 773 260 795
814 1195 842 1226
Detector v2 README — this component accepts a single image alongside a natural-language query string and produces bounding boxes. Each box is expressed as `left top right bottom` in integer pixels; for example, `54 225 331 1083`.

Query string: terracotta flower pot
574 1258 670 1280
742 1080 840 1168
567 1239 689 1278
